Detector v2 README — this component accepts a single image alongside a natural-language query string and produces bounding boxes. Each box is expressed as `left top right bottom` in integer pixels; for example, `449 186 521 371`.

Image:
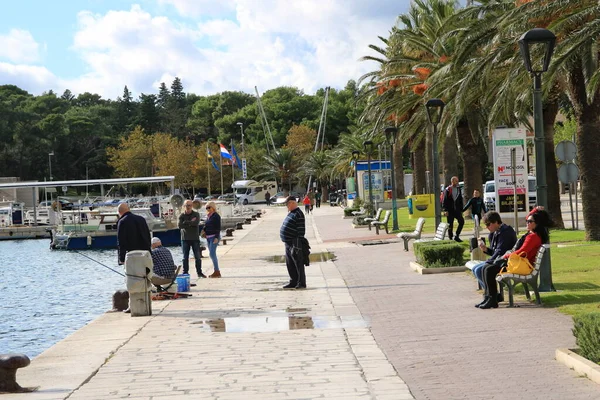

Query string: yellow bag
504 252 533 275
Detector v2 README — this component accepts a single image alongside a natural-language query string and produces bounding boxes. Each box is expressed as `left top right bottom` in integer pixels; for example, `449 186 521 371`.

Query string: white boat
0 202 50 240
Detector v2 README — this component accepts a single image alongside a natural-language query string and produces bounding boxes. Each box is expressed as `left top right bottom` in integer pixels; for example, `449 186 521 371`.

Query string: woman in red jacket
479 208 551 309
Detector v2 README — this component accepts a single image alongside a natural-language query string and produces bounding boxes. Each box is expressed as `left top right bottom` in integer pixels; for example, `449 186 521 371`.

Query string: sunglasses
484 222 491 227
526 219 535 223
206 206 212 210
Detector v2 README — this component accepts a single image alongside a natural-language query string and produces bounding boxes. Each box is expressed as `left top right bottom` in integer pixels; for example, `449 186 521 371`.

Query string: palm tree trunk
542 98 564 229
413 137 427 194
442 130 459 187
393 144 405 198
456 118 483 202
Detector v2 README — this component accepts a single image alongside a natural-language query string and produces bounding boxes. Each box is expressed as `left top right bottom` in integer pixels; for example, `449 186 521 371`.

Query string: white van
232 180 278 205
484 176 537 212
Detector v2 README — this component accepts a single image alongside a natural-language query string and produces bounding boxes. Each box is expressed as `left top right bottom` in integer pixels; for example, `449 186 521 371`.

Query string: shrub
413 240 464 268
344 208 359 217
572 313 600 364
352 216 369 225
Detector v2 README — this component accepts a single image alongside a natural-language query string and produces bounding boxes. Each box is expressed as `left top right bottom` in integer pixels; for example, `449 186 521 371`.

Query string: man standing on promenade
279 196 306 289
117 203 151 265
150 237 177 291
442 176 465 242
265 191 271 206
179 199 205 278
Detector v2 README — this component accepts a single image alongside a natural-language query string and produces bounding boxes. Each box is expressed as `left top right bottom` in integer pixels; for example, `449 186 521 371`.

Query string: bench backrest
530 245 547 277
374 208 383 220
380 210 391 224
434 222 448 240
413 217 426 235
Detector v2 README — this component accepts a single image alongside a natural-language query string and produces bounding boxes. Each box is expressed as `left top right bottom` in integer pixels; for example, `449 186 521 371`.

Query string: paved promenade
7 204 598 399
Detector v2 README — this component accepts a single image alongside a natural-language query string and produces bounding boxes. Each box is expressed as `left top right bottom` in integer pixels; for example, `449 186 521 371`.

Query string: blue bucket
176 275 187 292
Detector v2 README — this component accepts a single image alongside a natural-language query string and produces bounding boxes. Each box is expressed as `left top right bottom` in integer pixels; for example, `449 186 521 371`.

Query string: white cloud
0 62 56 91
1 1 406 98
0 29 42 63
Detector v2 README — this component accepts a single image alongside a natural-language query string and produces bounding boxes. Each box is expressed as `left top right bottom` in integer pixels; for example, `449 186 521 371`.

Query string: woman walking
202 201 222 278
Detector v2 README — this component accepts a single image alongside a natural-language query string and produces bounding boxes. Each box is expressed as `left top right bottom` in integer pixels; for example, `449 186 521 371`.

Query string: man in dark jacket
178 199 205 278
117 203 151 265
442 176 465 242
279 196 306 289
473 211 517 307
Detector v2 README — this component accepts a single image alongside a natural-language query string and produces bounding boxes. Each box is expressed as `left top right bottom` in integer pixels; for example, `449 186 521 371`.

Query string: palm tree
253 148 296 192
298 150 334 198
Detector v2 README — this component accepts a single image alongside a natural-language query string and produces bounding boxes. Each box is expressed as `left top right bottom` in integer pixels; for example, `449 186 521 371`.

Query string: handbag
502 252 533 275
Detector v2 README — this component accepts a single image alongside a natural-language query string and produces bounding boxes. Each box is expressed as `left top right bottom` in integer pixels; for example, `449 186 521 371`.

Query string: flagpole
206 143 211 196
220 153 224 196
230 139 235 184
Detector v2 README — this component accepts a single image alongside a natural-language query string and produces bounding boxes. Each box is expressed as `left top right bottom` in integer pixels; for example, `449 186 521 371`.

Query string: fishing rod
73 250 125 277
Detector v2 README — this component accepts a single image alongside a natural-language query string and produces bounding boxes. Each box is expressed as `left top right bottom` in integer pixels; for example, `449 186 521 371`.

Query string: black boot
479 297 499 309
475 296 489 308
497 292 504 303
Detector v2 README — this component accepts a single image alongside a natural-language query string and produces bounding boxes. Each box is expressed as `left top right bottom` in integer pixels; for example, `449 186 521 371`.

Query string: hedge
413 240 464 268
572 312 600 364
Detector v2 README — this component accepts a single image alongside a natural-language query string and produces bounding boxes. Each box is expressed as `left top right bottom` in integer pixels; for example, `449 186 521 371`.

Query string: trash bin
406 194 435 219
329 192 337 206
125 250 153 317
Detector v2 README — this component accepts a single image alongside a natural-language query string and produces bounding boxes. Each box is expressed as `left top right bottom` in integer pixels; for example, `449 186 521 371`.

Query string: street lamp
425 99 445 230
236 122 245 154
385 127 399 231
363 140 374 217
352 150 360 200
519 27 556 292
48 151 54 181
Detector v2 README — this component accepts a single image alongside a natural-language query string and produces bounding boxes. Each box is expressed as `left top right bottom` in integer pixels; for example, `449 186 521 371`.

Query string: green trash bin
407 194 434 219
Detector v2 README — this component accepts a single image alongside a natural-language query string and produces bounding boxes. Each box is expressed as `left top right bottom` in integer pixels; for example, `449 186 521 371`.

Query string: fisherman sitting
150 237 177 291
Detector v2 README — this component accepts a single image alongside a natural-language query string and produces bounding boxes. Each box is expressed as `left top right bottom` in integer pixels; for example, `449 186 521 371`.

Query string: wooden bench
364 208 383 230
414 222 449 244
496 245 548 307
371 210 391 235
351 206 367 216
397 217 426 251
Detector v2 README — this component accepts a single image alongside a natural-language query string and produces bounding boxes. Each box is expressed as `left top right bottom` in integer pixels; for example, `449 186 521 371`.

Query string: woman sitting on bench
478 207 551 309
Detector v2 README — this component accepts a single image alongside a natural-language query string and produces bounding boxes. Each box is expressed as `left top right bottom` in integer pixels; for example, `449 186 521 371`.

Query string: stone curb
556 348 600 385
409 261 468 275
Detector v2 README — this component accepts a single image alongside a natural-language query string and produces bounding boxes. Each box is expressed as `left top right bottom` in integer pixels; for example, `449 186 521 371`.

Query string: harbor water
0 239 186 358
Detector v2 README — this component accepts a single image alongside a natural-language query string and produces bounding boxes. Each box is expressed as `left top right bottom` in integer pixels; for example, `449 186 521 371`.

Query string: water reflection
262 252 337 264
192 315 367 332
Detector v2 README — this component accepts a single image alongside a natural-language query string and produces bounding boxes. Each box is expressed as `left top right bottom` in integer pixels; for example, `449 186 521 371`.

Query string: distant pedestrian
150 237 177 291
280 196 306 289
302 194 311 214
117 203 151 265
265 191 271 206
201 201 222 278
463 189 487 226
178 199 205 278
315 191 321 208
442 176 465 242
308 190 315 212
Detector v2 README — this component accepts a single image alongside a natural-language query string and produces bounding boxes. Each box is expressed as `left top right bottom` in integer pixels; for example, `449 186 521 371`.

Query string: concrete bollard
0 354 33 393
124 251 153 317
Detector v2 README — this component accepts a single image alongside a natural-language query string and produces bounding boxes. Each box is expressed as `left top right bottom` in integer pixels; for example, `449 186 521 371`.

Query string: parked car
217 193 236 202
272 191 301 204
39 199 74 210
483 176 537 211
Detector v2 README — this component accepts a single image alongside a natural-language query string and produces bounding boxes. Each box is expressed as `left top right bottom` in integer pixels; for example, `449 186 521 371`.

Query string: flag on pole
231 143 242 169
208 147 220 172
220 144 232 159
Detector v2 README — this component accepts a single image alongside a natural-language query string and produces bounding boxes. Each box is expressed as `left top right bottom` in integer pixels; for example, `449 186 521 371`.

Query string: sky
0 0 412 100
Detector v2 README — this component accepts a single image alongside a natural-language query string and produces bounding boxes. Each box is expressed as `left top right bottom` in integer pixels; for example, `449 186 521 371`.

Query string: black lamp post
384 127 399 231
519 27 556 292
363 140 374 217
352 150 360 200
425 99 445 229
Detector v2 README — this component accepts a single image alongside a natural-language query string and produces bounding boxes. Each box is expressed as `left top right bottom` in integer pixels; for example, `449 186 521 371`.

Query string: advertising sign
242 159 247 179
361 171 384 202
492 128 528 214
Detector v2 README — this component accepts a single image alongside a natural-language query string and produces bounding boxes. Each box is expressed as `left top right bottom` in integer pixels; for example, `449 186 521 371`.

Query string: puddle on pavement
262 252 337 264
191 315 368 332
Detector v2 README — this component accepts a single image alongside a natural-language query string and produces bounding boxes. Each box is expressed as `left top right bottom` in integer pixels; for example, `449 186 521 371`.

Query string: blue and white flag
231 143 242 169
207 147 220 172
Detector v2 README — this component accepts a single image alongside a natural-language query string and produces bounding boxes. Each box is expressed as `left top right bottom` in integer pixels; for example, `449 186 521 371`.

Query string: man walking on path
279 196 307 289
442 176 465 242
117 203 151 265
179 199 205 278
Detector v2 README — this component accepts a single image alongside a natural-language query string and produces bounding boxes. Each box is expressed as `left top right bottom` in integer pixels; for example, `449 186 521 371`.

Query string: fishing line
73 250 125 277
